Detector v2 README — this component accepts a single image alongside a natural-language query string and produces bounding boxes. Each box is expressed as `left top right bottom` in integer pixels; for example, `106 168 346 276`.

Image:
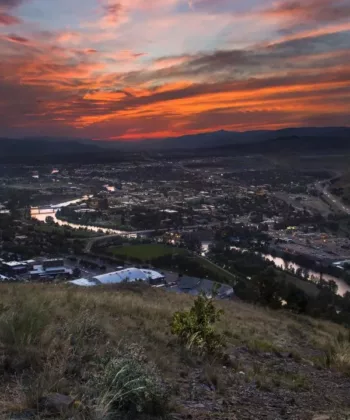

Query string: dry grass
313 333 350 375
0 283 349 418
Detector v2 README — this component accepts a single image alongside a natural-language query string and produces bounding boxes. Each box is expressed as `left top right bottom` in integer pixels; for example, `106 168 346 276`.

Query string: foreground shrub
171 293 225 356
315 333 350 375
0 301 49 348
93 347 169 419
326 338 350 375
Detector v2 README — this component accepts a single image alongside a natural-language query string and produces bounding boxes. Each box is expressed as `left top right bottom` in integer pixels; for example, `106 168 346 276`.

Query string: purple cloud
0 11 21 24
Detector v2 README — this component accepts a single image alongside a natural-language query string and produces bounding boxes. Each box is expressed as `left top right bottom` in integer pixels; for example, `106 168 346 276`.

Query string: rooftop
70 267 164 287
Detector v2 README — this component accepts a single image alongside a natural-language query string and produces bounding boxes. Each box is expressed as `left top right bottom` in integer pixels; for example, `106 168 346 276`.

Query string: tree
341 292 350 312
181 232 201 253
318 278 338 295
251 267 282 309
171 293 225 356
72 267 81 278
283 284 309 313
45 216 55 225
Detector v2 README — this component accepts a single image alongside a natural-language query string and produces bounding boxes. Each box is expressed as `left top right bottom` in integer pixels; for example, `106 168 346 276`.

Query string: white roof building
70 278 97 287
69 267 164 287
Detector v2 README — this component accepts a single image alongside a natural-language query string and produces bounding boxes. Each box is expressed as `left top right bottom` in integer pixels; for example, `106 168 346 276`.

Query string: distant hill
103 127 350 151
0 127 349 162
212 132 350 155
0 138 102 157
0 138 121 163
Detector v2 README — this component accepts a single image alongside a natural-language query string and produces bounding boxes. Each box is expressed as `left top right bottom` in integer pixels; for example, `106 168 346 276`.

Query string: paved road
314 180 350 215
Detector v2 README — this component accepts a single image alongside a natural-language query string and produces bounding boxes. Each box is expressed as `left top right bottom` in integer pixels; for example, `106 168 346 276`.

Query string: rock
222 354 237 368
312 416 331 420
39 393 74 414
201 384 214 392
9 411 35 420
192 403 205 409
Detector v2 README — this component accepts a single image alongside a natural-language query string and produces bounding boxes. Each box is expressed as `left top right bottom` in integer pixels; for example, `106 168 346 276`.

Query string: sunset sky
0 0 349 140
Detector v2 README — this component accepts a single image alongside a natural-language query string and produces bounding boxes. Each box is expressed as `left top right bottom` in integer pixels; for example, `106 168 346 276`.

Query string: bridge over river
30 207 56 216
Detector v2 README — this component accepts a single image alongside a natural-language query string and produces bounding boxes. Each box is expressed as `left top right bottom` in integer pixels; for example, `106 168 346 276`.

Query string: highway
314 179 350 215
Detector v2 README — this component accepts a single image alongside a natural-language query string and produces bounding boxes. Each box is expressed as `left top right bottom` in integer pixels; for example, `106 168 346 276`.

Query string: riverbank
231 246 350 296
30 198 350 296
31 206 131 236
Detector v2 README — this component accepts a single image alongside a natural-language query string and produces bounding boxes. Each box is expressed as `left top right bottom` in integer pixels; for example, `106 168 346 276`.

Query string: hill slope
1 283 350 420
0 138 102 157
101 127 350 151
1 127 349 162
331 173 350 205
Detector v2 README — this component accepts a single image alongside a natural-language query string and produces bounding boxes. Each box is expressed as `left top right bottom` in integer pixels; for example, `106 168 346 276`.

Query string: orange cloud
0 0 349 140
83 91 126 101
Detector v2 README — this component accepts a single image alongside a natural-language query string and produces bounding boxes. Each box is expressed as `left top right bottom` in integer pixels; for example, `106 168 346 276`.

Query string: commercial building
0 260 35 276
69 267 165 287
30 259 72 279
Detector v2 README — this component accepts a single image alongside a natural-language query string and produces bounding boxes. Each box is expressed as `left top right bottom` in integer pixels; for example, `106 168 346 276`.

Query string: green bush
171 294 225 356
94 347 169 419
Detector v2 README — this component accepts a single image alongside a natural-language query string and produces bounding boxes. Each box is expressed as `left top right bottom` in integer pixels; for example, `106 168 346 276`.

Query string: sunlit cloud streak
0 0 349 140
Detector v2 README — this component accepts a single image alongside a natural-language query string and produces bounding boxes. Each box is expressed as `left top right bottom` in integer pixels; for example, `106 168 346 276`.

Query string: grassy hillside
1 284 350 420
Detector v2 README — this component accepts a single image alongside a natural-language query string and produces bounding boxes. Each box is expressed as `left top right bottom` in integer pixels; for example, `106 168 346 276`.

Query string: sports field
109 244 186 261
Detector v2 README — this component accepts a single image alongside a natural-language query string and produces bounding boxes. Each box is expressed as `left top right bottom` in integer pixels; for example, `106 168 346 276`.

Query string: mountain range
0 127 349 162
96 127 350 151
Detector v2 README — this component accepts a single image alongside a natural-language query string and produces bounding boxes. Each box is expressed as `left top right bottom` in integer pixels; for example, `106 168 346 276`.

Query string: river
31 198 350 296
230 246 350 296
30 196 131 237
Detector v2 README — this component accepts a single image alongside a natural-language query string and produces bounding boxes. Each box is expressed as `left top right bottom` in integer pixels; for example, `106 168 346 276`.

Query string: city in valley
2 143 350 419
1 151 350 297
1 0 350 417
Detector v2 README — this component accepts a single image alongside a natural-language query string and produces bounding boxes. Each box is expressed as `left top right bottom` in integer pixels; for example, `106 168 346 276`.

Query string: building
0 260 35 276
0 274 9 282
168 276 234 299
30 259 72 279
69 267 165 287
43 259 64 270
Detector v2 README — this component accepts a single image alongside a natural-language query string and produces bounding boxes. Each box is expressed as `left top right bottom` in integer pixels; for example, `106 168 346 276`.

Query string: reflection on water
30 196 129 236
231 247 350 296
31 198 350 296
31 211 128 235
